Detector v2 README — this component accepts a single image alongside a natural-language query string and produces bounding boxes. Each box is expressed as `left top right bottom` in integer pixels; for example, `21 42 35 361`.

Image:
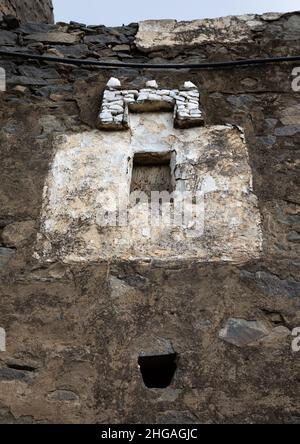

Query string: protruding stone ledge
135 14 297 52
97 77 204 130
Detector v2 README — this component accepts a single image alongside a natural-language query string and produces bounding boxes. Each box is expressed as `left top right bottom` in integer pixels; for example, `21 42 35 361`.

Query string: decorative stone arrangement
97 77 204 130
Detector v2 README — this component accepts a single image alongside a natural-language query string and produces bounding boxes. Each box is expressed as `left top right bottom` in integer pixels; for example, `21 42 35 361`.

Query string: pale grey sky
53 0 300 26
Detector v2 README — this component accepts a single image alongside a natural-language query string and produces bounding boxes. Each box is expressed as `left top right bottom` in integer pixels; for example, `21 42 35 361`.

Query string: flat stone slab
135 15 266 52
24 32 80 45
219 318 270 347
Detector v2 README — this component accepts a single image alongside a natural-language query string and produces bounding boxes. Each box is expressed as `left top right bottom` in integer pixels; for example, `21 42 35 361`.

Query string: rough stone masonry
0 0 54 25
0 9 299 424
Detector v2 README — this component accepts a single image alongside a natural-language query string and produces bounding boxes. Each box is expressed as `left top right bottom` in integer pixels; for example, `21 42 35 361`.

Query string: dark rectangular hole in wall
130 152 173 194
138 353 177 388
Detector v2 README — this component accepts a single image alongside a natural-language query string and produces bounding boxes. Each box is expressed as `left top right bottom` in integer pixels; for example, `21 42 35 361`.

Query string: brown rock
112 44 131 52
2 221 36 248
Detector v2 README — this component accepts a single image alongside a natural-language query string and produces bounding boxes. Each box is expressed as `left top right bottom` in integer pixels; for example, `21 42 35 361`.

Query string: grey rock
240 77 258 87
0 218 14 228
0 0 54 25
0 30 17 45
255 135 277 146
287 231 300 242
0 367 34 383
7 75 48 86
227 94 255 107
139 338 175 357
275 125 300 136
0 46 30 55
84 34 119 45
24 32 80 45
117 273 149 289
47 390 79 402
18 66 60 80
38 115 66 134
17 23 55 34
112 44 130 52
276 210 300 226
69 21 86 28
35 84 73 98
261 12 285 21
283 15 300 37
241 270 300 305
219 318 269 347
47 44 88 58
0 248 15 268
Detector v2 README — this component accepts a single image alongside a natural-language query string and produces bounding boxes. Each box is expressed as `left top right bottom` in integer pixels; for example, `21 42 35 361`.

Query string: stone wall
0 0 53 24
0 12 299 424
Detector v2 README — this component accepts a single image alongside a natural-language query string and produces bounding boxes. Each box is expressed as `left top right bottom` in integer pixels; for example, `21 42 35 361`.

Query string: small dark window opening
138 353 177 388
130 152 173 195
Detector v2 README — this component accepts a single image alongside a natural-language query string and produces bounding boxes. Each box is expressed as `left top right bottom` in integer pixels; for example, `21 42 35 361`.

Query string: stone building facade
0 0 54 24
0 11 299 424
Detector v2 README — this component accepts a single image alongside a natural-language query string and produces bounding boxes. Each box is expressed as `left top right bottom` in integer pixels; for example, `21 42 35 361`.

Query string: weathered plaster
36 113 262 264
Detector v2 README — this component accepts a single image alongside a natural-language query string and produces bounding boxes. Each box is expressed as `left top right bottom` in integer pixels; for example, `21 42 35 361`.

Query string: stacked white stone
98 78 203 129
136 80 161 103
99 77 127 128
99 77 141 128
175 81 203 122
136 80 174 105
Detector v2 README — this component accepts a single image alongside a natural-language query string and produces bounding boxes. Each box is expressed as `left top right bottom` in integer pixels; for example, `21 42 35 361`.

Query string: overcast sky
53 0 300 26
